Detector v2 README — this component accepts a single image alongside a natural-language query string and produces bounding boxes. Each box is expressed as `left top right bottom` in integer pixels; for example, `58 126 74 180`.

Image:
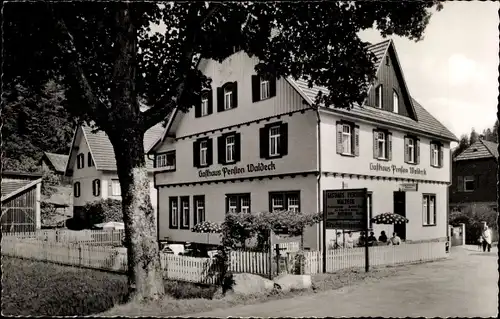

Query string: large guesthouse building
149 39 458 250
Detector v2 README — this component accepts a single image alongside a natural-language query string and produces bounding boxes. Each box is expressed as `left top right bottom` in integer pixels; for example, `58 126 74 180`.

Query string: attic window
386 56 390 66
375 85 383 109
473 149 478 152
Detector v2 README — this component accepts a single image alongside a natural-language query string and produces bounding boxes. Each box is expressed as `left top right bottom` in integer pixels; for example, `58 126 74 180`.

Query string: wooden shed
1 171 42 233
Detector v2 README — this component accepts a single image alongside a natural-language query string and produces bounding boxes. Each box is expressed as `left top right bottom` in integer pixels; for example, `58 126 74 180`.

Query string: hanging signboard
399 183 418 192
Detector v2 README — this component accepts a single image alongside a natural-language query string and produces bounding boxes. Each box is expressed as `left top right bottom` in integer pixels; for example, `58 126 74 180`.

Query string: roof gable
43 152 69 174
365 42 418 120
454 139 499 161
66 124 164 173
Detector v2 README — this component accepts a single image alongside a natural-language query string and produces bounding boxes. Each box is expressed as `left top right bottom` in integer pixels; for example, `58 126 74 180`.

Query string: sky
359 1 499 144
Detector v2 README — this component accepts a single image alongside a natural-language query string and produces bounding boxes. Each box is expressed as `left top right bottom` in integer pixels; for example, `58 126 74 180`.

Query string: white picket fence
2 235 448 284
303 241 448 274
2 229 125 246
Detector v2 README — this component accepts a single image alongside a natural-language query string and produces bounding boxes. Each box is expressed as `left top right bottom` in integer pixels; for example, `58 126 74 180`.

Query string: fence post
78 244 82 266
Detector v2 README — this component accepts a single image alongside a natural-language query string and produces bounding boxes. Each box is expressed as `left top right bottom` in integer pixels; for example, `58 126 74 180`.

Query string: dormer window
260 78 270 100
217 82 238 112
375 85 383 108
393 90 399 113
224 87 233 110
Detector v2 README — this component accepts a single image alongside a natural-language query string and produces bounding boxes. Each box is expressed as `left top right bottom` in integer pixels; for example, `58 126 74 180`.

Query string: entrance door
393 191 406 240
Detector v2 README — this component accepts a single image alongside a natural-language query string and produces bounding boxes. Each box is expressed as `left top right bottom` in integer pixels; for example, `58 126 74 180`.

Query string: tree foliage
3 1 442 300
450 206 497 244
2 81 75 171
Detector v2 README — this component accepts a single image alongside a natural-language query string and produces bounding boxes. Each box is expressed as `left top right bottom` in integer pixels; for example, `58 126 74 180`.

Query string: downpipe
315 107 323 252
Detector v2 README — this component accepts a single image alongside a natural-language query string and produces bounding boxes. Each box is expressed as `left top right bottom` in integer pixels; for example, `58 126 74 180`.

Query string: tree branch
141 4 221 130
49 4 109 128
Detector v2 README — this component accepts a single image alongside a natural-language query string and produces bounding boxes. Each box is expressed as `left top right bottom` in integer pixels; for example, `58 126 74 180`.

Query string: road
187 246 498 318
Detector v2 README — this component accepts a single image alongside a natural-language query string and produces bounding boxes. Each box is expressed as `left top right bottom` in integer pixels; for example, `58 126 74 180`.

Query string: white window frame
393 90 399 113
376 85 383 108
199 140 208 166
271 196 284 211
431 144 439 166
288 196 299 212
111 179 121 196
377 132 386 159
201 95 209 116
228 197 238 213
196 198 205 223
225 135 235 163
224 87 233 110
423 194 436 226
156 153 167 168
269 125 281 157
342 124 352 155
171 200 178 227
464 176 475 192
241 197 250 213
260 78 270 100
182 200 189 228
408 138 415 163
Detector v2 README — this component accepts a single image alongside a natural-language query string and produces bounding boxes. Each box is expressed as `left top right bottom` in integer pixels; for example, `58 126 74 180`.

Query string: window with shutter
464 176 475 192
225 135 235 163
404 137 409 163
336 122 343 154
88 152 94 167
423 194 436 226
92 179 100 197
375 85 383 108
218 135 226 164
260 78 270 100
74 182 81 198
200 92 209 116
431 143 440 167
269 125 281 157
439 146 444 167
354 126 360 156
180 196 190 229
193 141 200 168
373 131 379 159
169 197 179 229
341 124 352 155
200 140 208 166
226 193 251 213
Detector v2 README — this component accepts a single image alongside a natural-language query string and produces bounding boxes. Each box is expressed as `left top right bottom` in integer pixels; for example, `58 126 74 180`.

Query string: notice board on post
323 188 368 231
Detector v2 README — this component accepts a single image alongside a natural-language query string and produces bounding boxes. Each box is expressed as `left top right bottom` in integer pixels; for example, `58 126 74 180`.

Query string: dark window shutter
225 196 229 214
387 133 393 161
218 135 226 164
193 141 200 168
416 139 421 164
373 131 379 159
92 180 96 196
439 145 444 167
476 174 480 189
193 197 198 226
354 125 360 156
234 133 241 162
195 92 202 118
207 138 213 166
404 137 409 163
260 127 269 159
457 176 464 192
217 87 224 112
207 90 213 115
336 122 343 154
232 81 238 108
270 76 277 98
88 152 92 167
252 75 260 102
280 123 288 156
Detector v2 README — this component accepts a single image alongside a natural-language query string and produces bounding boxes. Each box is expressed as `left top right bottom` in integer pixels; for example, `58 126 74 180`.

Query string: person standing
481 223 492 252
345 231 354 249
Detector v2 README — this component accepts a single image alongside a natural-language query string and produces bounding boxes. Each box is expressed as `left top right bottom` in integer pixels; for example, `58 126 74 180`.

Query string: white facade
152 43 456 250
69 127 157 222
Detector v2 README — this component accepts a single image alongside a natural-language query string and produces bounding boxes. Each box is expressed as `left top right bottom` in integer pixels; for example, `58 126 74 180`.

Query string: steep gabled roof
66 123 164 173
454 139 499 161
290 39 457 142
42 152 69 174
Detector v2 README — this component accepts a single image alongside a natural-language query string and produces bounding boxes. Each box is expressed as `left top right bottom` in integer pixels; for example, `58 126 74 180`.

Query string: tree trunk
110 128 165 301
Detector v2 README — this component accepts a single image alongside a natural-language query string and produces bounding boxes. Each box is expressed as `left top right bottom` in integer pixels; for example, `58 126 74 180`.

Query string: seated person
367 231 377 246
378 231 388 243
388 232 401 245
358 231 366 247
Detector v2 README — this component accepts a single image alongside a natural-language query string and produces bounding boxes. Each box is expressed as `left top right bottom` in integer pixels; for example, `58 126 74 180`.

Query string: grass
2 255 436 317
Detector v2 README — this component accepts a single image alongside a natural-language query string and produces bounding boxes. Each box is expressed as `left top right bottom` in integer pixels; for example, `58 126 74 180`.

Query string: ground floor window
180 196 190 229
169 197 178 229
423 194 436 226
269 191 301 212
226 193 251 213
193 195 205 226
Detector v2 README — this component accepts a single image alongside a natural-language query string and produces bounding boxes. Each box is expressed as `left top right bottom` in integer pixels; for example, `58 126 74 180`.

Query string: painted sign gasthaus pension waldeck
148 38 458 250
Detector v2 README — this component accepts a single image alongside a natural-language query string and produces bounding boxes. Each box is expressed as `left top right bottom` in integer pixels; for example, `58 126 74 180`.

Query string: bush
65 217 85 231
83 199 123 227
